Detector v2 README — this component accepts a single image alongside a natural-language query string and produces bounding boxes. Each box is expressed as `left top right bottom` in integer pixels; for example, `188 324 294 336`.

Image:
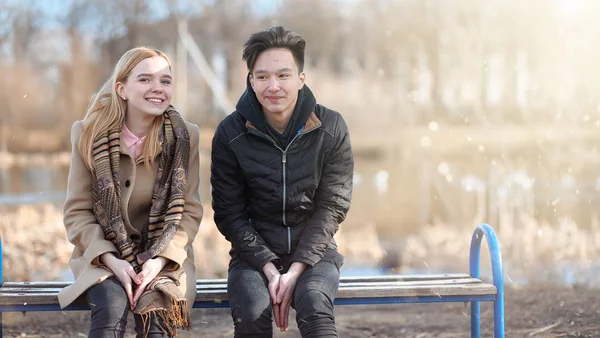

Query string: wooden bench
0 223 505 337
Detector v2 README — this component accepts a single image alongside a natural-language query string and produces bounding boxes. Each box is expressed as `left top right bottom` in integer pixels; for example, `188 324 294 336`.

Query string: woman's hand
100 252 140 310
131 257 169 308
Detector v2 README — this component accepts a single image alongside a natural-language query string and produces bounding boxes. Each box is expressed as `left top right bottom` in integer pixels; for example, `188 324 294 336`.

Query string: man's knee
231 302 272 335
295 288 335 318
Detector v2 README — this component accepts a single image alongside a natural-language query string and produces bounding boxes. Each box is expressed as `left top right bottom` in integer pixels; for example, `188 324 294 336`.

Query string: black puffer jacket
210 82 353 270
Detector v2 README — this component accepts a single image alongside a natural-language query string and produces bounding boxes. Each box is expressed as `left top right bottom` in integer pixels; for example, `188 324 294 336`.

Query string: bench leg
494 293 504 338
471 300 480 338
469 224 505 338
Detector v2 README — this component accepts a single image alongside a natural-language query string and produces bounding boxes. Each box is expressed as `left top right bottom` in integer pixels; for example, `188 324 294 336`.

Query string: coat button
125 180 131 187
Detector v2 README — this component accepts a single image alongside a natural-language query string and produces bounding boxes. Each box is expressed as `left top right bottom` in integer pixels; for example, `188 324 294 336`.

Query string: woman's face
116 56 172 118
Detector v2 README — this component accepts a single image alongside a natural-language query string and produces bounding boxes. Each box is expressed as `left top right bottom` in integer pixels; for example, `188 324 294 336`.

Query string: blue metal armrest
469 223 505 338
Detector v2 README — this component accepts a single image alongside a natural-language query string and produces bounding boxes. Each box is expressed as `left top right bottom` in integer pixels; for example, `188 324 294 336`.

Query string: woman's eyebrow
136 73 173 79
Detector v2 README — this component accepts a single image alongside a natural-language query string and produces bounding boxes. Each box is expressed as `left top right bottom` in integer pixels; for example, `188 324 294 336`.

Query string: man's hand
100 252 140 310
131 257 168 309
262 262 282 328
275 262 307 332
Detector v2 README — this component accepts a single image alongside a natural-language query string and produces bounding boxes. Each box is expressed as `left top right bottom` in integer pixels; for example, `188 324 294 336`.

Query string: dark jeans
85 276 170 338
227 249 343 338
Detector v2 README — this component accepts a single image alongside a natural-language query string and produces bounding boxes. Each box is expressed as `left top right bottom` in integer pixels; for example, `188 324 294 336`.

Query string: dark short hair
242 26 306 73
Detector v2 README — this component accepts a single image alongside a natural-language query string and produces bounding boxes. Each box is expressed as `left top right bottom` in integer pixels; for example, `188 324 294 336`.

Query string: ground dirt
3 285 599 338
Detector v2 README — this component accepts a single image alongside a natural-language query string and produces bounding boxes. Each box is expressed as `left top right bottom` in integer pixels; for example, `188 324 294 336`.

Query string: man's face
250 48 305 120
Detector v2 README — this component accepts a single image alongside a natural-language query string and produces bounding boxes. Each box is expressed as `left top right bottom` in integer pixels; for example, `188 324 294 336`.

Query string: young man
210 26 353 338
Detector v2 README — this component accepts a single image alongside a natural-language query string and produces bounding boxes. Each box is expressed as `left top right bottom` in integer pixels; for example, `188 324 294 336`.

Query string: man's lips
266 96 282 103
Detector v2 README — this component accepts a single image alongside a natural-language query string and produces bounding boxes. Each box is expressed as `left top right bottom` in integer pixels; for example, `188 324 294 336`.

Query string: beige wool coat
58 120 203 309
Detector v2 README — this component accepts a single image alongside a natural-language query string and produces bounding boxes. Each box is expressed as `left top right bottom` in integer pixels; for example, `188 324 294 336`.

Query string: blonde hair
78 47 172 171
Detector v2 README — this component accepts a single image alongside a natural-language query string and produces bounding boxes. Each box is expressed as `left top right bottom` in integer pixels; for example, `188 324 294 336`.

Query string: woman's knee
86 277 130 332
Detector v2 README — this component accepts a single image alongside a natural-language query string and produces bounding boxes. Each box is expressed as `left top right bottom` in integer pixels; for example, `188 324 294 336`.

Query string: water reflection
0 165 68 206
2 156 600 287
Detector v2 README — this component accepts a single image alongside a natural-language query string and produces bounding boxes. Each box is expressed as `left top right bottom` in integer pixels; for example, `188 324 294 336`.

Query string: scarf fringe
140 299 191 338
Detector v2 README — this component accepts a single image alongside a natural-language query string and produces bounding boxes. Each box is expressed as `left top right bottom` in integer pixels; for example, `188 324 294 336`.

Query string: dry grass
1 204 598 286
400 214 600 286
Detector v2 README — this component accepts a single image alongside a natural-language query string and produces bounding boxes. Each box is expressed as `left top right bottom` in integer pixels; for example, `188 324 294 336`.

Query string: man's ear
249 74 256 91
298 72 306 89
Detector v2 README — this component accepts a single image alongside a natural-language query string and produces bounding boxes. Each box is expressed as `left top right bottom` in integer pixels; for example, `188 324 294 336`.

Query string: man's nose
268 78 280 91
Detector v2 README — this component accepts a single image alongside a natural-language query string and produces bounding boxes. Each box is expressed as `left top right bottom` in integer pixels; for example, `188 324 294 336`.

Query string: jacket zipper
247 125 321 255
280 133 304 254
282 152 291 253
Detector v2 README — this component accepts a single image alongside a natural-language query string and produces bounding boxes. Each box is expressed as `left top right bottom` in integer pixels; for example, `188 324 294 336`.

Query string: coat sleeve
63 121 118 266
290 114 354 266
210 122 278 270
157 123 204 269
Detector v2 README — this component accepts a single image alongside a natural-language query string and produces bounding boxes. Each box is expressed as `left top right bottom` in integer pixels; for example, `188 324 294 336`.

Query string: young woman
58 47 203 338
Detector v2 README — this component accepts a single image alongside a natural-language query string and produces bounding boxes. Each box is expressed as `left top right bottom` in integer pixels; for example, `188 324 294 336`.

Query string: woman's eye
162 80 172 85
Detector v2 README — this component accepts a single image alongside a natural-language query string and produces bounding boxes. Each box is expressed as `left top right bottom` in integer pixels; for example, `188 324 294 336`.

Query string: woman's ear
115 82 126 100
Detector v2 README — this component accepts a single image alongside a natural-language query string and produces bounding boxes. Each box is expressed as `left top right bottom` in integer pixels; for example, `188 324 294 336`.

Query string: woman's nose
151 84 163 93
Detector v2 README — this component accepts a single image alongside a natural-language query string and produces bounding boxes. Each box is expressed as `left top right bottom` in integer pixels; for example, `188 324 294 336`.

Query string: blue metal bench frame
0 223 504 337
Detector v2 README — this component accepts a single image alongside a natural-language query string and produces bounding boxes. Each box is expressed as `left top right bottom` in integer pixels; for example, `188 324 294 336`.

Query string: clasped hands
100 252 168 311
263 261 307 332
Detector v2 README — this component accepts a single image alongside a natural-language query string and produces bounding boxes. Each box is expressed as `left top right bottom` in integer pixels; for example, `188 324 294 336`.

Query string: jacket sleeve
157 124 204 269
210 122 278 270
290 114 354 266
63 121 118 265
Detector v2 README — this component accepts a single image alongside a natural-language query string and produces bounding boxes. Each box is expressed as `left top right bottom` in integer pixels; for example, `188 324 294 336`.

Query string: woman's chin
143 107 168 117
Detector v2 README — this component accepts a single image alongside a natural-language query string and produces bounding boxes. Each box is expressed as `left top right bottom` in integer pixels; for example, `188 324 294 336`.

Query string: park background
1 0 599 336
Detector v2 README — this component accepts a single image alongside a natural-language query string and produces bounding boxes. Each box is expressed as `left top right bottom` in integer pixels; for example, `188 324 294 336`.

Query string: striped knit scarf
91 106 191 337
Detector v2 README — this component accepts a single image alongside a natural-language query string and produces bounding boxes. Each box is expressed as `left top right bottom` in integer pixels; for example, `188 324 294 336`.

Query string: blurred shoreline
1 202 598 288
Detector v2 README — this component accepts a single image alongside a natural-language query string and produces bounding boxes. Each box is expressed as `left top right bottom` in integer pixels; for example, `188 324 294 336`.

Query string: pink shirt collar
122 123 146 159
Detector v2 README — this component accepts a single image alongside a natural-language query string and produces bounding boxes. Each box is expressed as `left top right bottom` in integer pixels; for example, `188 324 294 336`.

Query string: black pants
227 249 343 338
85 277 169 338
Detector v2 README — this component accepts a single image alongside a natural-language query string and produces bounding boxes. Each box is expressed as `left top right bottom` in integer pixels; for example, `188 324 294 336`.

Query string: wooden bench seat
0 273 497 310
0 223 505 337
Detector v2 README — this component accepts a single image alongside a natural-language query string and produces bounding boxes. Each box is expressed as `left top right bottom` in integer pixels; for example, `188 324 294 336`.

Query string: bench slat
0 282 496 307
0 273 472 289
0 278 485 295
335 273 472 283
193 284 496 302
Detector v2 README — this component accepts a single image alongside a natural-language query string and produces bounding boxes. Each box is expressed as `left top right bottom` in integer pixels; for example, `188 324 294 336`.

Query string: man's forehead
254 67 294 74
254 49 296 70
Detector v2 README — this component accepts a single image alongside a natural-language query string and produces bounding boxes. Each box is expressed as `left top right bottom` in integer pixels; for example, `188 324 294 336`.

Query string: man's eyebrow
254 68 293 74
